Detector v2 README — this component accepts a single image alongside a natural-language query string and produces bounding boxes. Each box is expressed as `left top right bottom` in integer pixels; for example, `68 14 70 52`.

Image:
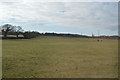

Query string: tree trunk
4 34 7 37
16 34 19 38
4 32 7 38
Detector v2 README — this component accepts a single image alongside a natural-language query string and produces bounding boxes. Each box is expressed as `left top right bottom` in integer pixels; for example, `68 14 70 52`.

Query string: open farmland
2 36 118 78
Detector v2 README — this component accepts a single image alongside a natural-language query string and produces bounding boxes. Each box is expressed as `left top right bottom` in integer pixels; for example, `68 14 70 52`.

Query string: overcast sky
0 1 118 36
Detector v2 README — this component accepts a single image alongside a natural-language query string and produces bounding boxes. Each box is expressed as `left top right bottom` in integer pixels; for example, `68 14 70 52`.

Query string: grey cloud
0 2 118 31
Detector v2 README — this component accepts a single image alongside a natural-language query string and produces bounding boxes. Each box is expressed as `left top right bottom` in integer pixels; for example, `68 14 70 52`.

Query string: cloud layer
0 0 119 2
0 2 118 35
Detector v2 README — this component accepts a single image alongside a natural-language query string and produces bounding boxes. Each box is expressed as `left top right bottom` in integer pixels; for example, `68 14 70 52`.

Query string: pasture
2 36 118 78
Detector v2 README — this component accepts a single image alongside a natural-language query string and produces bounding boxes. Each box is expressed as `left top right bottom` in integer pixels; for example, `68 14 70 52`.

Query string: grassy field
2 36 118 78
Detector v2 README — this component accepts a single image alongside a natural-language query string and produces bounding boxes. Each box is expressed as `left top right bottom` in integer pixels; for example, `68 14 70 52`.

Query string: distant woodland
0 24 119 39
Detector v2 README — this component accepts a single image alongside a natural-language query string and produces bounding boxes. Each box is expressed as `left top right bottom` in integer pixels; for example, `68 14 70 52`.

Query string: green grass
2 36 118 78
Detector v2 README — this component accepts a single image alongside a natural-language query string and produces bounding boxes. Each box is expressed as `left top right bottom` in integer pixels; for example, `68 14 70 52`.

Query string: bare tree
14 26 24 38
2 24 15 37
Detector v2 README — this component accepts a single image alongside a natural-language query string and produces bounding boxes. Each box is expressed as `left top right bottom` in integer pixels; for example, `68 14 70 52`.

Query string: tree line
1 24 118 39
0 24 89 39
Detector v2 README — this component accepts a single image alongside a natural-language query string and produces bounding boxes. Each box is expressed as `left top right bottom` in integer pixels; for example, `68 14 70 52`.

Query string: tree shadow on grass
1 37 28 39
